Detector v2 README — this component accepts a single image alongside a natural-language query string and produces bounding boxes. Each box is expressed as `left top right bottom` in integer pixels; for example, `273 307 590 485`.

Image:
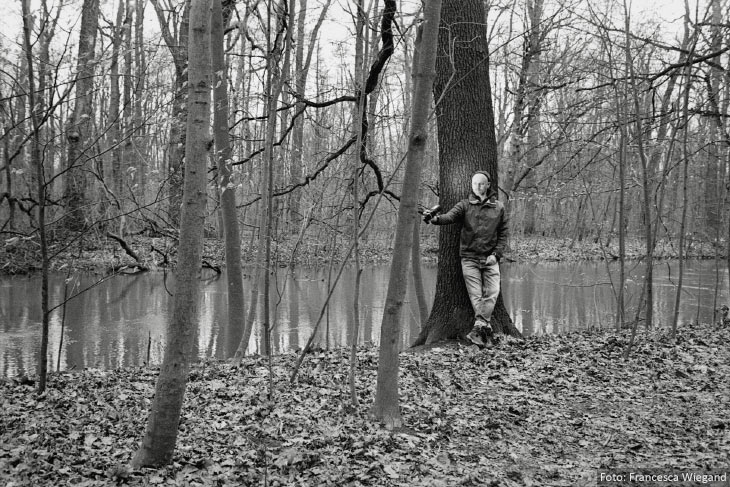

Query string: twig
150 245 169 266
202 260 221 274
106 232 147 271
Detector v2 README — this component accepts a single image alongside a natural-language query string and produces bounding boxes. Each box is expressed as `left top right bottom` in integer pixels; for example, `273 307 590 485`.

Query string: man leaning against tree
424 171 509 346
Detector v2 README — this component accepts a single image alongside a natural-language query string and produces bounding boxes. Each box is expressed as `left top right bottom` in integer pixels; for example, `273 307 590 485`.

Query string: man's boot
466 320 489 346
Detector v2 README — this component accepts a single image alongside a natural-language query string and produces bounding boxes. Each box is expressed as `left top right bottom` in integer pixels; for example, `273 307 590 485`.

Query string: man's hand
423 205 442 224
486 254 497 265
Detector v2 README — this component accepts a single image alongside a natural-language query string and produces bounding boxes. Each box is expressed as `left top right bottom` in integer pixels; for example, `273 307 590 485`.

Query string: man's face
472 174 489 197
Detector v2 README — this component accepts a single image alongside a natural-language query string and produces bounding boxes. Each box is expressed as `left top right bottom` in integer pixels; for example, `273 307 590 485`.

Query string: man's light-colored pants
461 256 500 324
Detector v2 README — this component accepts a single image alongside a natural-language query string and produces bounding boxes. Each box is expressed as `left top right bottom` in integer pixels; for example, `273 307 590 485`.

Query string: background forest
2 0 729 263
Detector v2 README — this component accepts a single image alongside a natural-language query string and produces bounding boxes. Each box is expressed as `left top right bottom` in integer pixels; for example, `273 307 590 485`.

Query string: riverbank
2 322 728 486
1 232 727 275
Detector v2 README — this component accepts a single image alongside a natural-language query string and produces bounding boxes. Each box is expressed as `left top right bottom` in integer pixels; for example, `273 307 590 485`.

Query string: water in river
1 260 727 377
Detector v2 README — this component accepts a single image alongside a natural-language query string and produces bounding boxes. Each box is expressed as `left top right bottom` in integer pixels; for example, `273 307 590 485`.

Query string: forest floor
1 232 727 275
2 322 729 486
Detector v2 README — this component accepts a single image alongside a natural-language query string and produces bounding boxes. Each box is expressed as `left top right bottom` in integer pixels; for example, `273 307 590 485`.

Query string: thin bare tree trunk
372 0 440 429
289 0 308 231
109 0 125 202
409 25 430 328
672 7 696 336
600 24 627 331
212 0 246 358
522 0 543 235
261 5 277 360
704 0 723 236
623 0 653 357
22 0 50 394
673 76 691 335
134 0 147 192
617 95 626 331
232 4 262 360
412 214 429 326
132 0 211 466
122 0 135 218
349 0 366 408
259 0 293 361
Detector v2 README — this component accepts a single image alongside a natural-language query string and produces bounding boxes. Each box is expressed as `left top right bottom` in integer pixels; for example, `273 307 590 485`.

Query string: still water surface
1 261 727 377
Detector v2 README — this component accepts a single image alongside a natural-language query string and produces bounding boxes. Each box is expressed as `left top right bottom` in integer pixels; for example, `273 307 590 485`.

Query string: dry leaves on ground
1 322 729 486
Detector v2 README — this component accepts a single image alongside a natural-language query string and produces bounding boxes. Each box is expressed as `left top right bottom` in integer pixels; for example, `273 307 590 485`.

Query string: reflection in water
0 261 727 376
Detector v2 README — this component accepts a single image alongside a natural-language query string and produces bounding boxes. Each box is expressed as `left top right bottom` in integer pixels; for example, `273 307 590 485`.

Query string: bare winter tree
372 0 441 428
21 0 51 393
132 0 212 466
211 0 245 363
413 0 521 347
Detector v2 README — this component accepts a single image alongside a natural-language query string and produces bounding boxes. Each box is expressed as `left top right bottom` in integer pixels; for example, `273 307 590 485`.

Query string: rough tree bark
413 0 521 346
63 0 100 232
131 0 212 467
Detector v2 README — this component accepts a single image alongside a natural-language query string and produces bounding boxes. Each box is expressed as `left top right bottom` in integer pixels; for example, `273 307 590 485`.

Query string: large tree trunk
413 0 520 346
131 0 211 467
372 0 440 429
64 0 100 232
